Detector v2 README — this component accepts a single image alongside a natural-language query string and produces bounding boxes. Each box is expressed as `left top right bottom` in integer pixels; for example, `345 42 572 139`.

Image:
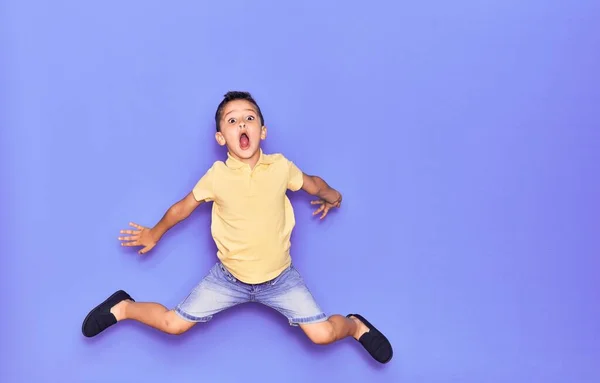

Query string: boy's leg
82 263 250 337
110 300 195 335
298 314 367 344
257 264 393 364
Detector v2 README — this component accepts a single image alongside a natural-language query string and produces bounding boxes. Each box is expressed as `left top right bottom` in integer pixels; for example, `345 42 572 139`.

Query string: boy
81 91 393 364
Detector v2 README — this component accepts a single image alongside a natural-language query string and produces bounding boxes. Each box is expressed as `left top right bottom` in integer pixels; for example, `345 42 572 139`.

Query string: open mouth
239 132 250 150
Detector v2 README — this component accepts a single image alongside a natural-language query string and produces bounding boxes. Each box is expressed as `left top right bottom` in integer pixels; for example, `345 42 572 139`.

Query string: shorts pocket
269 264 295 286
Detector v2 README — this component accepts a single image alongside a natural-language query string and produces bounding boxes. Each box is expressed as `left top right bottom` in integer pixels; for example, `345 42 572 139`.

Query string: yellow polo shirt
191 150 304 284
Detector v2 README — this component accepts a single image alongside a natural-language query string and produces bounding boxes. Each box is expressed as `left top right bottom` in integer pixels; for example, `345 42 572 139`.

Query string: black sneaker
82 290 134 337
347 313 393 364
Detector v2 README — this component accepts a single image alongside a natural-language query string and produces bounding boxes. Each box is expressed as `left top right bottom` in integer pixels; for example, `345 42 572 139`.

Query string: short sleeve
192 165 216 202
287 159 304 191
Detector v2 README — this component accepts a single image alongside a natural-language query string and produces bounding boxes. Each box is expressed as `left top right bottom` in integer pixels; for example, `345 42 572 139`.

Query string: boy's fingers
139 244 155 255
311 200 323 205
118 235 137 241
121 241 139 247
129 222 143 229
120 229 139 235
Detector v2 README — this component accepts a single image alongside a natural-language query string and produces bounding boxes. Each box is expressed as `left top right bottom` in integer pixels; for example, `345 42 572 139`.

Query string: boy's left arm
301 173 342 219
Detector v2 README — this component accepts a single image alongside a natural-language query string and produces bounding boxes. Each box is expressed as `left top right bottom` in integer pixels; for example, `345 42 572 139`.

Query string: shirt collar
225 149 274 169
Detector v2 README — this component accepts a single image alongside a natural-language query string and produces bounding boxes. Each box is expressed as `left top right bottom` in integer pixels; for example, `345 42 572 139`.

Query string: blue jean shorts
175 262 328 326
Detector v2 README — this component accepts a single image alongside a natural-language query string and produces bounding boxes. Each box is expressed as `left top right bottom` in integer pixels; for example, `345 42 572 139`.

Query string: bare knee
163 311 194 335
302 321 336 345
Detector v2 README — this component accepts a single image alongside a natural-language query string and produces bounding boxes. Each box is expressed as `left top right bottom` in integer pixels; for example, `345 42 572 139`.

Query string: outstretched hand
118 222 157 255
311 193 342 220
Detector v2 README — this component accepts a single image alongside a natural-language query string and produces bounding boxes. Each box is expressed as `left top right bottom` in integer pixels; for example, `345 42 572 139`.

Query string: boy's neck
227 148 263 169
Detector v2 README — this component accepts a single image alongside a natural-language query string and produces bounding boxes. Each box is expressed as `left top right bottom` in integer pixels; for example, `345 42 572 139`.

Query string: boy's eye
247 116 255 121
228 118 236 124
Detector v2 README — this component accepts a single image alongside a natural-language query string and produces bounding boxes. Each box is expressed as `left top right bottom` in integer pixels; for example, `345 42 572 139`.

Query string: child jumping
81 91 393 364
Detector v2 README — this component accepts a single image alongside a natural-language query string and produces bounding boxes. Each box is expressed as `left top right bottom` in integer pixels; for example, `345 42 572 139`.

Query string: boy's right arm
151 192 203 240
119 191 204 255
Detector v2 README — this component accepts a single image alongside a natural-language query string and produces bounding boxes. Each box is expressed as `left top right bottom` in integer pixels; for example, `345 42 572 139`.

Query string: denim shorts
175 262 328 326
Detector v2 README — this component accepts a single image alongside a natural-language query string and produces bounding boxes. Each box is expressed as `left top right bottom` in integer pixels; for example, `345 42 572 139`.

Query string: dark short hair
215 91 264 132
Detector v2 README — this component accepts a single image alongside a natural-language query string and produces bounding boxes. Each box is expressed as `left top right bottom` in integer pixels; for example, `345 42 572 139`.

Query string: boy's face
216 99 266 160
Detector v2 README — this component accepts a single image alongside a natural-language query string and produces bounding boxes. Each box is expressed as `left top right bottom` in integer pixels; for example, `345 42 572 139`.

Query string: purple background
2 1 599 382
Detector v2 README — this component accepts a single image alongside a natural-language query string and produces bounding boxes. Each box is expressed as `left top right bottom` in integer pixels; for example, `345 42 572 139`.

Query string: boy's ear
260 126 267 140
215 131 226 146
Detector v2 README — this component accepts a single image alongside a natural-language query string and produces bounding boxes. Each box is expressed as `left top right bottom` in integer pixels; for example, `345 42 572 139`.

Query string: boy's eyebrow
224 108 257 118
